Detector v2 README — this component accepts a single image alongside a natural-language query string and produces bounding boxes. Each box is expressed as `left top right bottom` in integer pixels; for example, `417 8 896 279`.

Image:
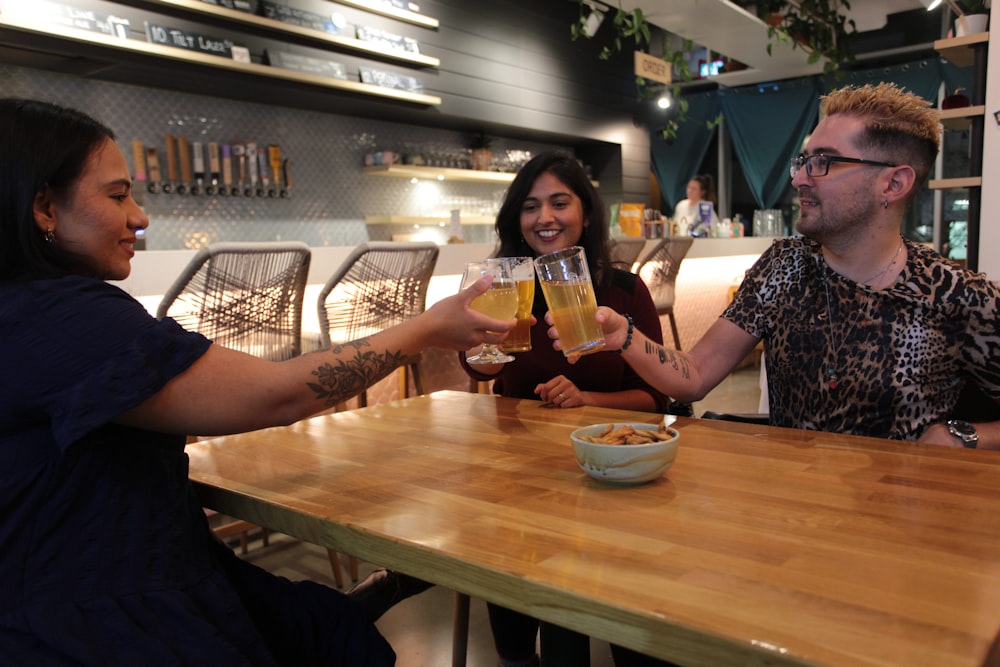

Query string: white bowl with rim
570 422 680 484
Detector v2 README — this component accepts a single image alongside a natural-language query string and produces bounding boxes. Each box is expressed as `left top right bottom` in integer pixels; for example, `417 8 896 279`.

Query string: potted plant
953 0 990 36
469 131 495 171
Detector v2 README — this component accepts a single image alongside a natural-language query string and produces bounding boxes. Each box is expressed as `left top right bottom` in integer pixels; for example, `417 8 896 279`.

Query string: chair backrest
156 241 311 361
317 241 440 347
609 237 647 272
635 236 694 313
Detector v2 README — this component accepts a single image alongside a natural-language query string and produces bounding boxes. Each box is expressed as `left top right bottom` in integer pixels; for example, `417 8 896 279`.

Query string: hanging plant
569 1 707 141
749 0 857 76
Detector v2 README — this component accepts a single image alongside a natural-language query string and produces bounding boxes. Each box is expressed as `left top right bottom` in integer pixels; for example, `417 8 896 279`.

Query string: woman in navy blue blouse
0 98 513 666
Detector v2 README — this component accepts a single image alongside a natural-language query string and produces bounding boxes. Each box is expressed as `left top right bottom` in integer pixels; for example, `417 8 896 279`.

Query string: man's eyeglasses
789 154 897 179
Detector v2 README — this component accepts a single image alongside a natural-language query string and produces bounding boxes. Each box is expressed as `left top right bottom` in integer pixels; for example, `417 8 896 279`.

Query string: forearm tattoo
307 339 406 407
644 340 690 379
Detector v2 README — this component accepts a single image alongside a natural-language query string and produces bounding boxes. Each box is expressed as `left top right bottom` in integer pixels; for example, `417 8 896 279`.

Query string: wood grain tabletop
187 390 1000 666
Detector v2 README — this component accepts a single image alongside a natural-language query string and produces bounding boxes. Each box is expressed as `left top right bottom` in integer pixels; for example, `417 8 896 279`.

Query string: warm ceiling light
927 0 966 15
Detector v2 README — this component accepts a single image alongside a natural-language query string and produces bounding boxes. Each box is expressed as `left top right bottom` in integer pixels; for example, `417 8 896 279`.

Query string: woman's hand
535 375 587 408
421 275 516 350
544 306 630 364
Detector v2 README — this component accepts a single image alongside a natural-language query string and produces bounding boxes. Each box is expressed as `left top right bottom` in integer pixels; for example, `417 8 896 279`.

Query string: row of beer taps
131 135 292 197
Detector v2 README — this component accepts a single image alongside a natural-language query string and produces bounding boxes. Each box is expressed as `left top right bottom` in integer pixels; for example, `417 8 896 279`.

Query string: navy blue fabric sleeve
2 276 211 450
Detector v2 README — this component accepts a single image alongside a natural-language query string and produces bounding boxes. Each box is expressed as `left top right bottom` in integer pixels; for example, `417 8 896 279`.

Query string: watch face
948 420 978 446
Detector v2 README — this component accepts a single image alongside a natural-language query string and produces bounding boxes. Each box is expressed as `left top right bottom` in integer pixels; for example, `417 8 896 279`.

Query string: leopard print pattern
723 237 1000 439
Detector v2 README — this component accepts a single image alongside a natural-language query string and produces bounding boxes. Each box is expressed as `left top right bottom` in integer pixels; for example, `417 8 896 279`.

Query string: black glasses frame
790 154 897 179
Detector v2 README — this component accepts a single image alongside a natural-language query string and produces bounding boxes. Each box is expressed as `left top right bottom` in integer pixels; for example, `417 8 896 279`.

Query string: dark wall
0 0 651 204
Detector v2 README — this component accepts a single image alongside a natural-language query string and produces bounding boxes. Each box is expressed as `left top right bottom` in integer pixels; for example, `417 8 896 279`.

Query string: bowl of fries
570 422 679 484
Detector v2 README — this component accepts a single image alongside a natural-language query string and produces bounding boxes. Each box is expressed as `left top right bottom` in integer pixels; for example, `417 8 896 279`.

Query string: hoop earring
44 228 55 243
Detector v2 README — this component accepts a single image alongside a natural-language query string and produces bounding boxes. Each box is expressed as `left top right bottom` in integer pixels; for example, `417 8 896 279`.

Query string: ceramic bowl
570 422 680 484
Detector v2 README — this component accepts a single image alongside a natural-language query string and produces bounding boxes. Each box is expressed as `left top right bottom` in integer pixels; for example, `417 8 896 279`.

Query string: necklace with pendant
858 237 904 287
820 275 861 390
818 239 904 389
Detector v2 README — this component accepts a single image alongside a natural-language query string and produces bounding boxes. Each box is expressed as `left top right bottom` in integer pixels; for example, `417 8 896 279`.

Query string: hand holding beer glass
503 256 535 353
534 246 605 357
461 259 519 364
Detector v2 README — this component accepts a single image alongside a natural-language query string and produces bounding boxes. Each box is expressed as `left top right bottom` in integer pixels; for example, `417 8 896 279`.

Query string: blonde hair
821 82 941 185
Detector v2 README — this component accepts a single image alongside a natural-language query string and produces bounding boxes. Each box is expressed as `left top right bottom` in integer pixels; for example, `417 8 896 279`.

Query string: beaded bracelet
613 314 634 354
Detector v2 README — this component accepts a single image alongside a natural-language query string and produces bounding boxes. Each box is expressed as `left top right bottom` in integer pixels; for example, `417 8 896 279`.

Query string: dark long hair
691 173 716 205
0 98 115 281
494 151 613 293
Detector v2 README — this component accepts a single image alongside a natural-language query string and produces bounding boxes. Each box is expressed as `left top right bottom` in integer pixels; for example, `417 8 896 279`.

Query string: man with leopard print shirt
550 82 1000 449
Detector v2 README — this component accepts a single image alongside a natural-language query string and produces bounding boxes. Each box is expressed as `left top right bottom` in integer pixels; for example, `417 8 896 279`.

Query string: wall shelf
0 15 441 106
940 105 986 130
928 176 983 189
114 0 440 67
333 0 439 29
934 32 989 68
362 164 599 186
362 164 517 183
366 215 495 226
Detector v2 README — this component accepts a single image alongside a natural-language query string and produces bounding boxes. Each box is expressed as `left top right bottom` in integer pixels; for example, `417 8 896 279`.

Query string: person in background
0 98 514 666
548 82 1000 448
672 173 720 235
461 150 680 667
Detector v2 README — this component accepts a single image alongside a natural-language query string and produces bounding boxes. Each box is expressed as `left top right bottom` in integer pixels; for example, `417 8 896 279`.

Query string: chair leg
410 362 424 396
451 592 470 667
348 555 360 582
398 365 409 399
666 309 682 350
327 549 346 588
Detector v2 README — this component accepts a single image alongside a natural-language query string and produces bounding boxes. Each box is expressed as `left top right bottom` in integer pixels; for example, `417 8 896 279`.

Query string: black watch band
947 419 979 448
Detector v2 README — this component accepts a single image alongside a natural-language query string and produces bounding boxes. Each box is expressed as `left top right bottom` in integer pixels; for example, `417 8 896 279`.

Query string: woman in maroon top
462 150 669 413
461 151 678 667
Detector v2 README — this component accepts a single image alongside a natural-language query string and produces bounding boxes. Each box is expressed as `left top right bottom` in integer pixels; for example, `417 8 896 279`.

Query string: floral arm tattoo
307 340 406 407
644 339 691 379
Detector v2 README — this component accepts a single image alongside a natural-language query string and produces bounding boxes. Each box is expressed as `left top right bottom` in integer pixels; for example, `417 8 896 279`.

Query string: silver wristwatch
947 419 979 448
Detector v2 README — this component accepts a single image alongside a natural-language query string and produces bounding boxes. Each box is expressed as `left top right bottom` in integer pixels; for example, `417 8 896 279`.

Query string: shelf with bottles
111 0 440 67
362 164 517 183
0 12 441 107
362 163 600 186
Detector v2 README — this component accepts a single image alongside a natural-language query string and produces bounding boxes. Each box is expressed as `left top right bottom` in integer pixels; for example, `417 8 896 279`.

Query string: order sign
634 51 671 85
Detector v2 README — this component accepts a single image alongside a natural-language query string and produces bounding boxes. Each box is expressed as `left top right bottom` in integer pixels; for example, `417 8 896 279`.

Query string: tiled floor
242 366 764 666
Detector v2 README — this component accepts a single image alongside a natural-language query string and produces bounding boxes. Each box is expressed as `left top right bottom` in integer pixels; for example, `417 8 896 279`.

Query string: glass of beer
461 259 519 365
503 256 535 353
533 246 605 357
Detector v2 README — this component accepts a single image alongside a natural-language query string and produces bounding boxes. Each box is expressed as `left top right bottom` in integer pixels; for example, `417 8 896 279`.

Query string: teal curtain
650 58 946 214
719 76 821 209
649 90 721 211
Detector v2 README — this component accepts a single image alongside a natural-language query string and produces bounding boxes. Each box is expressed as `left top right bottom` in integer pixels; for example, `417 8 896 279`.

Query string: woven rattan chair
636 236 694 350
317 241 440 408
316 241 439 587
609 236 647 272
157 241 311 554
157 241 311 361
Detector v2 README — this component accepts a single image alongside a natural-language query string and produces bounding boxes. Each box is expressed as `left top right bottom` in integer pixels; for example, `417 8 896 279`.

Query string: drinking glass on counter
503 256 535 353
533 246 605 357
461 259 519 364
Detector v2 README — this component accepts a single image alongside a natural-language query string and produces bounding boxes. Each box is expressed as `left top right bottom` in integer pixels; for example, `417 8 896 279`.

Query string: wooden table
186 391 1000 667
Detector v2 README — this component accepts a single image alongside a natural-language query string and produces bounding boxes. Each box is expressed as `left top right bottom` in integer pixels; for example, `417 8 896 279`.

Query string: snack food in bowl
570 422 679 484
